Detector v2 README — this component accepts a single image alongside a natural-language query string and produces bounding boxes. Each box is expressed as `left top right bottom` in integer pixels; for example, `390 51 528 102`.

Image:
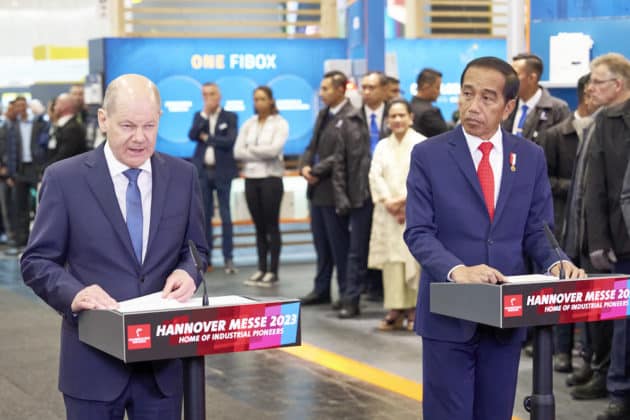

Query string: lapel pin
509 153 517 172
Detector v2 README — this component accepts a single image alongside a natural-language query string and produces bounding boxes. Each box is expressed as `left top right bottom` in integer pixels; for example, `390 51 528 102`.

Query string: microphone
188 240 209 306
543 222 565 280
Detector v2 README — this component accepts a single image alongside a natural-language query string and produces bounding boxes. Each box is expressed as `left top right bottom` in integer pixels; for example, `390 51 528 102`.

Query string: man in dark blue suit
21 74 208 420
188 82 238 273
404 57 585 420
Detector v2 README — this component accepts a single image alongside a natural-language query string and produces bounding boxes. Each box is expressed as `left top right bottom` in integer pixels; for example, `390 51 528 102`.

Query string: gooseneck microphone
543 223 566 280
188 240 209 306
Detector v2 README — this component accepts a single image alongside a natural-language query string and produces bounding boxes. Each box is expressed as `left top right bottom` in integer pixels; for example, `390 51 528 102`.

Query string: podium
431 275 630 420
78 295 301 420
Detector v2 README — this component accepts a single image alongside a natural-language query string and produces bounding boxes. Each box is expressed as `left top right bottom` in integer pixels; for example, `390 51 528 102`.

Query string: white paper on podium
116 292 255 314
504 274 558 284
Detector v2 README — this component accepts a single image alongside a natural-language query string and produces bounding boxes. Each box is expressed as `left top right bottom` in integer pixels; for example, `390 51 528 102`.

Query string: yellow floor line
281 342 524 420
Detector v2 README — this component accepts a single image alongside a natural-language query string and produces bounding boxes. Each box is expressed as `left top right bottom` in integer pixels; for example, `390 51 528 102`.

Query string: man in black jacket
333 71 389 318
585 52 630 420
410 68 448 138
299 71 354 307
188 83 238 273
46 93 86 168
541 74 597 375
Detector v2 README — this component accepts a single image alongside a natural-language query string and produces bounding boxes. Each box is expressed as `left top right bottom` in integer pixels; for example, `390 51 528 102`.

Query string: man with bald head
45 92 86 168
21 74 208 419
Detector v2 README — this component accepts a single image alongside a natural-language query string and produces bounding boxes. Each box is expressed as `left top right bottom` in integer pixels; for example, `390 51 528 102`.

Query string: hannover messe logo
127 324 152 350
503 295 523 318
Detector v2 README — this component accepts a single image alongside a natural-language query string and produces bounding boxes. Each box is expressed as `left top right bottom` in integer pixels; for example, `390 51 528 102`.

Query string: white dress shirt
462 127 504 206
363 102 385 132
202 107 221 166
104 142 152 262
511 88 542 134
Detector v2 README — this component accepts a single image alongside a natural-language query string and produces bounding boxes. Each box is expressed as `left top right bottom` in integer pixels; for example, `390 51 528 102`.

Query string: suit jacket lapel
448 126 486 208
84 145 139 267
146 152 170 259
493 131 518 224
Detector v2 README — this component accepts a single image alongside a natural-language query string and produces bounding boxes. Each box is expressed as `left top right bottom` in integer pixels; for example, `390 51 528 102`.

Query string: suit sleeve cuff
447 264 464 282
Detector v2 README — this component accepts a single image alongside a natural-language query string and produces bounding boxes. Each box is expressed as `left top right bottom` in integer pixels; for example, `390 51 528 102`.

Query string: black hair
323 70 348 91
416 68 442 89
512 53 544 79
254 85 278 115
577 73 590 104
460 56 520 102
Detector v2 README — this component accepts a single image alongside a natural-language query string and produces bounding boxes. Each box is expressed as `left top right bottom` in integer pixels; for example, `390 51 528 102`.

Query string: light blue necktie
369 113 379 153
516 104 529 136
124 168 143 263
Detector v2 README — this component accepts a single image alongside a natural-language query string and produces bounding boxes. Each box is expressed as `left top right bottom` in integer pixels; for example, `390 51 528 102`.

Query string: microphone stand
183 240 208 420
525 223 564 420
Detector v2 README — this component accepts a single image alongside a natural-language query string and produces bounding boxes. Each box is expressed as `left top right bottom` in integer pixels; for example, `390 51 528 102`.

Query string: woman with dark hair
368 99 425 330
234 86 288 287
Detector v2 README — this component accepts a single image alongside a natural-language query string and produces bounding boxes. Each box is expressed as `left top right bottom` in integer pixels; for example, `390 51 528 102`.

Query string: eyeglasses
588 78 617 86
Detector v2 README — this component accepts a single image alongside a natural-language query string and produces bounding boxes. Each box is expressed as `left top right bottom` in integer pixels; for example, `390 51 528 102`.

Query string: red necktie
477 142 495 221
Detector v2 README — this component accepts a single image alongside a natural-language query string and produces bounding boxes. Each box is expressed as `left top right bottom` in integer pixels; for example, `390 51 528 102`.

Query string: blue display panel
387 38 507 126
102 38 346 157
531 0 630 21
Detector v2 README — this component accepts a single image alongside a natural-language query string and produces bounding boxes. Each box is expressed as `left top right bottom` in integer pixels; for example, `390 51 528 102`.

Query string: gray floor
0 255 612 419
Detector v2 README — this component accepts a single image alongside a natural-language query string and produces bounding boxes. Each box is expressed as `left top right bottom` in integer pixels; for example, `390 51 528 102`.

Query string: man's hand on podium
71 285 118 312
162 269 196 302
451 264 506 284
549 260 586 279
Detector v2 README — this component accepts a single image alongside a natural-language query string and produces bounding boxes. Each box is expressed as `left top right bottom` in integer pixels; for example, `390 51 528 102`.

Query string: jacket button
487 239 494 245
139 276 145 283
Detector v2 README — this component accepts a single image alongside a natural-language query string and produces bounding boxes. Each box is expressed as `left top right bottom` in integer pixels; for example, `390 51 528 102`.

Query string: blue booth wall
530 0 630 109
91 38 347 158
90 37 507 158
387 38 506 125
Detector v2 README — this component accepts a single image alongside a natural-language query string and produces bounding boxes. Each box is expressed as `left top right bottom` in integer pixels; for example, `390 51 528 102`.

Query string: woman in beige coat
368 99 425 331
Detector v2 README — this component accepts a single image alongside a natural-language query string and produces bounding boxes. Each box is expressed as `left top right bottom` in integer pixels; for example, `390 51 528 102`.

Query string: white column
506 0 526 59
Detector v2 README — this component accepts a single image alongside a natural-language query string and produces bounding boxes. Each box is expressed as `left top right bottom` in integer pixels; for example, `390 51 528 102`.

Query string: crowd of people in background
0 85 88 255
4 50 630 419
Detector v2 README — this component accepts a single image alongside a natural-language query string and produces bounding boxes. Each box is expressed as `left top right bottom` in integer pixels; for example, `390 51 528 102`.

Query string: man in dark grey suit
502 53 570 144
299 70 353 307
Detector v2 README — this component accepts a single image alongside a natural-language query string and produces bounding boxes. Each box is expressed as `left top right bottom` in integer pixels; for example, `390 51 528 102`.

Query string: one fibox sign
501 276 630 327
101 38 347 158
125 301 301 357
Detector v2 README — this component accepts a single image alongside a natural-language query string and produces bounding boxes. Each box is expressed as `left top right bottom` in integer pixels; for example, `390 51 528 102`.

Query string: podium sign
79 296 301 363
431 275 630 329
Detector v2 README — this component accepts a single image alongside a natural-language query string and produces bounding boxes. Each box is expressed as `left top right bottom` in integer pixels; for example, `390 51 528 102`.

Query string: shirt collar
104 141 152 178
462 127 503 156
201 107 222 119
56 114 74 127
364 102 385 121
329 99 347 115
519 88 542 111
